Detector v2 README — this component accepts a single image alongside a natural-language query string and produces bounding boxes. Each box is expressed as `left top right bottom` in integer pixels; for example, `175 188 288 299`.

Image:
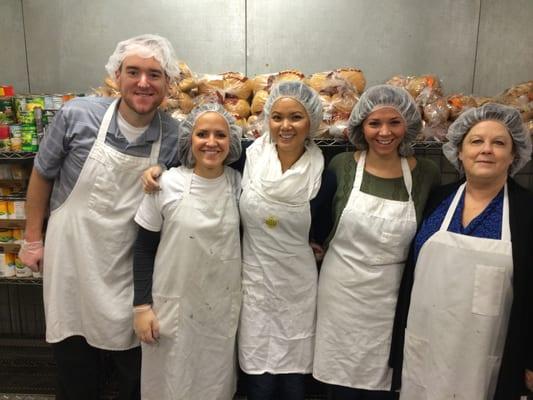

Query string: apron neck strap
98 99 162 165
148 112 162 165
501 184 510 241
353 151 367 191
97 99 120 143
354 151 413 200
440 182 510 241
400 157 413 200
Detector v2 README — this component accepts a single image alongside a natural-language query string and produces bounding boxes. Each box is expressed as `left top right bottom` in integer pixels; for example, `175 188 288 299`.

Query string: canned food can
11 200 25 219
0 229 12 243
44 95 54 110
11 228 23 243
6 199 14 217
9 137 22 152
9 124 22 138
14 96 27 114
0 138 10 152
22 126 35 152
52 95 64 110
0 229 13 243
31 132 39 152
19 111 35 125
15 255 32 277
0 252 15 278
0 201 8 219
0 97 15 124
10 164 26 179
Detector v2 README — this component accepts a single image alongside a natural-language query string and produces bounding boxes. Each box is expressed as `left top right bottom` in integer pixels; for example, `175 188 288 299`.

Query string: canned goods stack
14 95 46 152
0 185 27 219
0 163 30 180
0 181 30 278
0 252 32 278
1 83 81 153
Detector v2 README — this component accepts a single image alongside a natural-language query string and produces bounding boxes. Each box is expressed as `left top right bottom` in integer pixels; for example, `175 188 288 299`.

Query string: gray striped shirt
35 96 179 211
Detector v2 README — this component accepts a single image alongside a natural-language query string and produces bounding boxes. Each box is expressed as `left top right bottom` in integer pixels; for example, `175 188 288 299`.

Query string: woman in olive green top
326 152 440 242
313 85 440 400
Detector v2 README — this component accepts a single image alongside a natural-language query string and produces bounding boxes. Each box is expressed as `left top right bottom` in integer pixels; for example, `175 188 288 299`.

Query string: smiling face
191 112 230 178
269 97 310 158
115 55 169 126
362 107 407 158
459 120 514 183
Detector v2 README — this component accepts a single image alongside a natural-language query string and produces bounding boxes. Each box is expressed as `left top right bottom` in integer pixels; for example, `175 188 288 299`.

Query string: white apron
141 167 242 400
238 171 318 374
314 151 417 390
43 99 161 350
400 183 513 400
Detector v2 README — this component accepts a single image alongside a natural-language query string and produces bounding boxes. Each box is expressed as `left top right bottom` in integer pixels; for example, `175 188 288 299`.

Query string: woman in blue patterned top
391 103 533 400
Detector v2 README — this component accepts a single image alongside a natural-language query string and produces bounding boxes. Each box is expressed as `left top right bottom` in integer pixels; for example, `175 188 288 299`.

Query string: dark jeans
52 335 141 400
329 383 399 400
245 372 307 400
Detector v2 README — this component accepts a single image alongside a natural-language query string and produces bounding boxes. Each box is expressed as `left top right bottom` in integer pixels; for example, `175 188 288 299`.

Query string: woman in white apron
313 85 440 400
390 103 533 400
132 104 243 400
238 81 325 400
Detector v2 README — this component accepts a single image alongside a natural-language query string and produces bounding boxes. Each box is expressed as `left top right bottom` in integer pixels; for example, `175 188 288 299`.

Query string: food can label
0 229 12 242
0 201 7 219
0 252 15 277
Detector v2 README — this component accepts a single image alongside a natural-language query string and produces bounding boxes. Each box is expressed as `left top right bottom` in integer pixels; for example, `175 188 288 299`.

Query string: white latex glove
141 165 163 193
18 240 44 273
133 305 160 344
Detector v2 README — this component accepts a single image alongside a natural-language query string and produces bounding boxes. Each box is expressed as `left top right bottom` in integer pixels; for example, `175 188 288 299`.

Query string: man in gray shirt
19 34 180 400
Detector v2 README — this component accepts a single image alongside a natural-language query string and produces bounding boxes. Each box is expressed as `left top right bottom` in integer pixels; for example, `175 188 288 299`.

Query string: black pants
329 383 399 400
245 372 306 400
52 335 141 400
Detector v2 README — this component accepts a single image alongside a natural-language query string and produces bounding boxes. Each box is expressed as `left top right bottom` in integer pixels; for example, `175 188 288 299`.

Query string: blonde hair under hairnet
443 103 532 176
348 84 421 156
178 103 242 169
105 34 180 79
262 81 323 137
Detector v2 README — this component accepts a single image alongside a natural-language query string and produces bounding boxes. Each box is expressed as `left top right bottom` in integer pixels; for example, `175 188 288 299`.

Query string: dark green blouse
326 152 441 244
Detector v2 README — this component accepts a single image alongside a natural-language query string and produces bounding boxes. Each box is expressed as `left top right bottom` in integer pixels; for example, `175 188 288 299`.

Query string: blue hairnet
105 34 180 79
178 103 242 169
262 81 323 137
443 103 532 176
347 84 422 156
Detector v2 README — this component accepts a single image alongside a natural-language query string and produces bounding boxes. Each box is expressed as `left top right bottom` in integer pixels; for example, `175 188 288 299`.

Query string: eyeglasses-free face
459 120 514 183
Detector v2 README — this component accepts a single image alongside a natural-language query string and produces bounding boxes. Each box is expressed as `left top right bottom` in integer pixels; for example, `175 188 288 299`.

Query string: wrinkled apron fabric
314 151 417 390
400 183 512 400
44 99 161 350
141 167 242 400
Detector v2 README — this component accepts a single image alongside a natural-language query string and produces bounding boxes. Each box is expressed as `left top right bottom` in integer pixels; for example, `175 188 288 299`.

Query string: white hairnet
443 103 532 176
178 103 242 169
105 34 180 79
262 81 323 137
348 84 422 156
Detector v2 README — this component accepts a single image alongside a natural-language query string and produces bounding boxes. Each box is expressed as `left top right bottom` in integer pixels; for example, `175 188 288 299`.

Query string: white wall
1 0 531 95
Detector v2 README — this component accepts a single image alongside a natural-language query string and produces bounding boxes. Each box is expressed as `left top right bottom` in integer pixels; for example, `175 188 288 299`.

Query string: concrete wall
0 0 28 92
0 0 531 95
